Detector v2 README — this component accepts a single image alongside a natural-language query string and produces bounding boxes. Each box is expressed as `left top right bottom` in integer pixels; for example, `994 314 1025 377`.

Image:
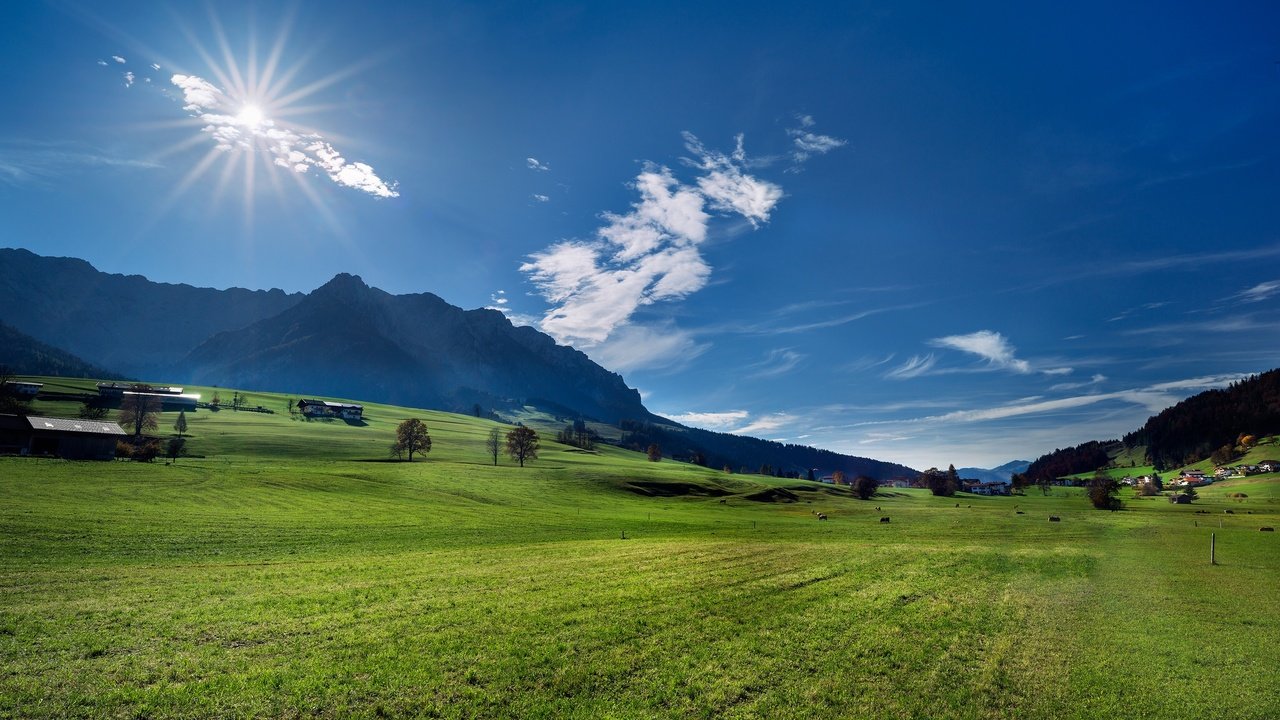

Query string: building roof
25 416 126 436
299 399 362 410
97 383 185 394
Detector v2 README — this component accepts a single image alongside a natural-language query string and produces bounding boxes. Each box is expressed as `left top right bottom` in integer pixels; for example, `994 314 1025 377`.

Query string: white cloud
527 157 550 171
1049 374 1107 392
663 410 750 429
684 133 783 225
112 55 126 64
123 72 135 88
885 354 937 379
786 115 847 167
862 373 1248 427
930 330 1031 373
732 413 795 436
746 348 805 379
150 63 160 70
1233 279 1280 304
97 60 108 66
587 322 709 372
0 141 160 186
523 134 781 347
532 193 549 202
167 73 398 198
1041 367 1073 376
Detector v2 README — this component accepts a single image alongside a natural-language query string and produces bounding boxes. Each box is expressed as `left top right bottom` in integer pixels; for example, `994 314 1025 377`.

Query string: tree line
390 419 541 467
1123 369 1280 470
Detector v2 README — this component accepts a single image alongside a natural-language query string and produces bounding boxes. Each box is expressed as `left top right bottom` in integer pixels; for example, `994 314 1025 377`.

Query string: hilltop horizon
5 245 1276 472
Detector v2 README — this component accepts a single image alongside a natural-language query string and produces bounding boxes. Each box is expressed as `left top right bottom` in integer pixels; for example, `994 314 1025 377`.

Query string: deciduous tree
1088 471 1123 510
922 467 958 497
506 426 539 467
166 437 186 463
173 410 188 438
118 391 161 437
646 443 662 462
853 475 878 500
486 427 501 466
391 418 432 461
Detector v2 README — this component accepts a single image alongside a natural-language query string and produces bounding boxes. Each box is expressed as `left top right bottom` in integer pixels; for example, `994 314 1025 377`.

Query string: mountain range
0 248 916 479
956 460 1031 484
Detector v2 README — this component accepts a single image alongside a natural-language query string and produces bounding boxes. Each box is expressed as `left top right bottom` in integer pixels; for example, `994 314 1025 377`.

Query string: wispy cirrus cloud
885 354 937 379
1108 301 1171 322
1049 374 1107 392
787 114 847 169
522 133 782 347
746 348 805 379
930 330 1031 373
532 193 549 203
526 157 550 171
588 322 709 373
859 373 1248 427
732 412 796 436
166 72 399 198
662 410 750 429
0 140 160 186
1231 279 1280 304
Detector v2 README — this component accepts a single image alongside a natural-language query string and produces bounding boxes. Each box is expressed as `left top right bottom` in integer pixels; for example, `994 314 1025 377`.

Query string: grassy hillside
2 377 1278 718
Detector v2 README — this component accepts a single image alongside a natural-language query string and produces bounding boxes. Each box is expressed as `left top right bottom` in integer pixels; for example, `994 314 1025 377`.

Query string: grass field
1 379 1278 718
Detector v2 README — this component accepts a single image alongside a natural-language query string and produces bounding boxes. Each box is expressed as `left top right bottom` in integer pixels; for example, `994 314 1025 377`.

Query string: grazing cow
875 506 881 511
1049 516 1061 522
817 513 827 521
718 498 726 504
1225 510 1235 514
1260 527 1275 532
1016 511 1025 515
879 517 890 523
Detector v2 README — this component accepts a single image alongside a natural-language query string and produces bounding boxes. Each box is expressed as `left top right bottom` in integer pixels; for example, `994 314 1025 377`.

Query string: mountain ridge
0 247 916 478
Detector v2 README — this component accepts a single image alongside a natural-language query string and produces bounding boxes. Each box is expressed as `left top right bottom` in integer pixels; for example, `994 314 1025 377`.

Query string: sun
235 104 266 128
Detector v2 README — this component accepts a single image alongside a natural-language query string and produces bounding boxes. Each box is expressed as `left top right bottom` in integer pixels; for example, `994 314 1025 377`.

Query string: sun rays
103 7 399 244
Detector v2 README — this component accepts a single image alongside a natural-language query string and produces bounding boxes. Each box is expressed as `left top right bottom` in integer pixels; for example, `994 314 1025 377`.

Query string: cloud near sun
522 133 783 346
169 73 398 199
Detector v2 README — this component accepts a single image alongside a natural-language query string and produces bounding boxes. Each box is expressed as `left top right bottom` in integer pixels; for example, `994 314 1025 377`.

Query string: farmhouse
297 399 364 420
2 381 43 399
0 414 125 460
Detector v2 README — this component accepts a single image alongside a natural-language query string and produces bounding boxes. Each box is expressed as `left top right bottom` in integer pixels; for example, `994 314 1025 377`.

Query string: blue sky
3 1 1279 468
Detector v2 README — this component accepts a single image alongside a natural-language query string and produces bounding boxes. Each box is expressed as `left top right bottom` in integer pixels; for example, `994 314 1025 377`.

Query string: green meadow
1 380 1277 718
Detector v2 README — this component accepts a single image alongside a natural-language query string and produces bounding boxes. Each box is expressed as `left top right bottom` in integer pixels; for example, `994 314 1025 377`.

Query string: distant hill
957 460 1030 484
615 418 917 481
1023 368 1280 479
1123 369 1280 470
0 320 116 378
0 248 301 376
